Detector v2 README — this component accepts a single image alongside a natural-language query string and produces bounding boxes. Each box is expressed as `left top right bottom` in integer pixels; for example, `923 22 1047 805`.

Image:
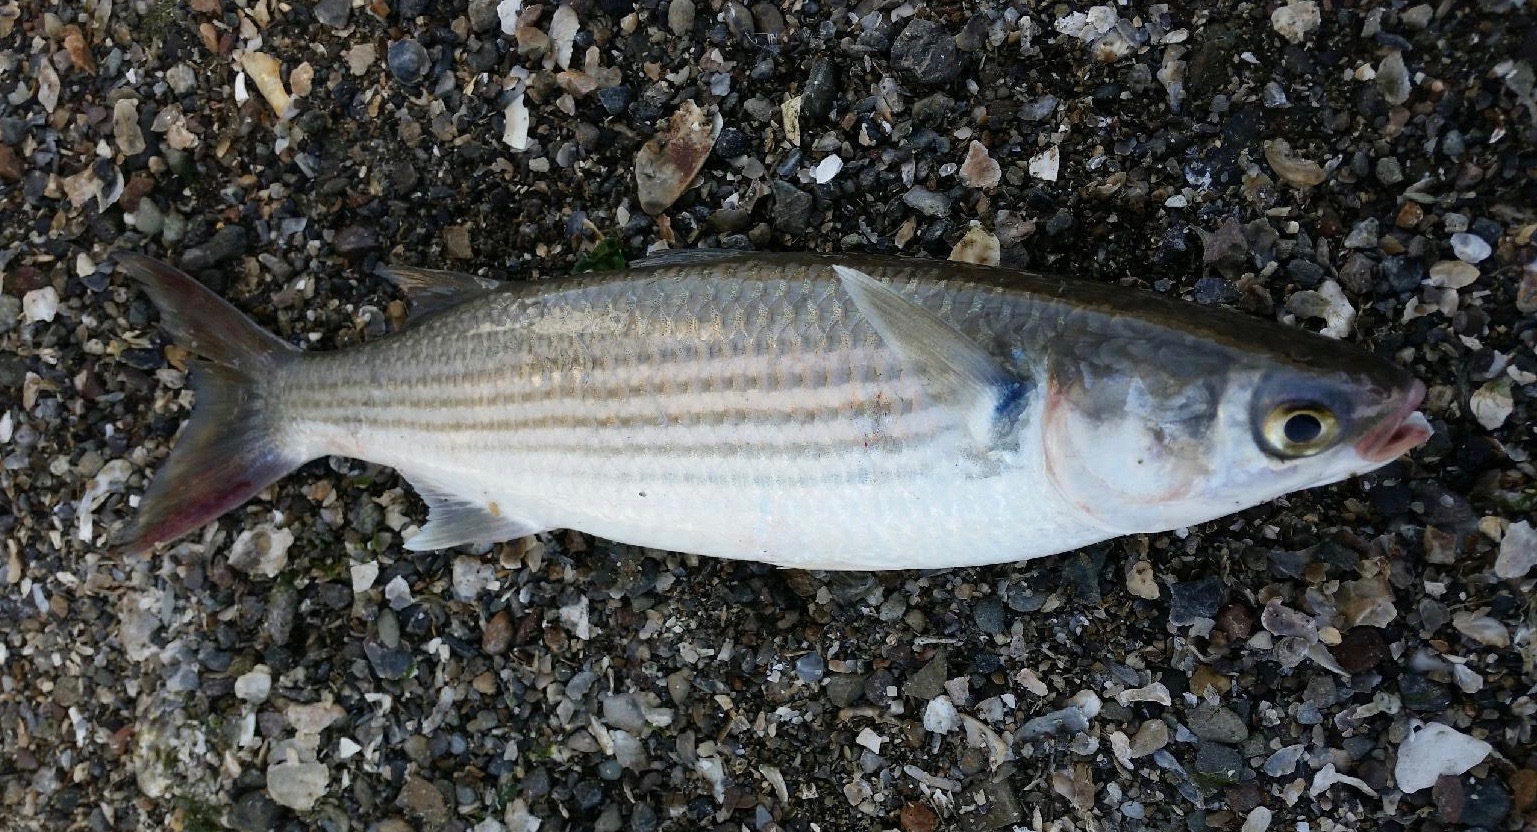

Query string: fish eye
1260 403 1339 458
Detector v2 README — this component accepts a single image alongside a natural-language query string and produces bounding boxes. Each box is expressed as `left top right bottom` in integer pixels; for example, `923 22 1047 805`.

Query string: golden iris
1262 404 1339 457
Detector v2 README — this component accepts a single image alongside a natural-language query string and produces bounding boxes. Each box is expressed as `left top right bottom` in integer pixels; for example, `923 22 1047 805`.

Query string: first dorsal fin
403 480 549 551
376 264 501 320
832 264 1031 451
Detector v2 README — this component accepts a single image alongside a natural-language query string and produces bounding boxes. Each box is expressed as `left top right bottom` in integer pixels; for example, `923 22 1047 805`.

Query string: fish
109 250 1431 570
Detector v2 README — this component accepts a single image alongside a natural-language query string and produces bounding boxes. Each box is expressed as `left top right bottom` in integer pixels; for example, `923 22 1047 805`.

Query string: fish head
1041 339 1431 535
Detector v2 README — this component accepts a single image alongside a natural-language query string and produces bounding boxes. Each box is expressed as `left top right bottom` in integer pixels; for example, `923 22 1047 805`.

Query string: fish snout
1354 379 1432 463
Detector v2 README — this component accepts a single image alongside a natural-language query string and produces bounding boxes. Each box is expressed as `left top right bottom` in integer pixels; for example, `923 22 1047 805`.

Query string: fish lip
1354 379 1431 463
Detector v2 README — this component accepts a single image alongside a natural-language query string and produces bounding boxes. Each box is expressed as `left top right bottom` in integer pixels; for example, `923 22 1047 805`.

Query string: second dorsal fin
376 264 502 319
630 248 746 269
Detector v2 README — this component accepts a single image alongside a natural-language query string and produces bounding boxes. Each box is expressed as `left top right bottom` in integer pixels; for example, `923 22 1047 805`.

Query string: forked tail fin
111 252 307 555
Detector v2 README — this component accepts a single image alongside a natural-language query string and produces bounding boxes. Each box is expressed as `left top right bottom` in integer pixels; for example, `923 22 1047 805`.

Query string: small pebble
1270 0 1321 43
1450 232 1492 263
667 0 694 35
795 652 826 683
890 20 963 86
387 39 430 85
1395 722 1492 793
1377 50 1411 105
314 0 350 28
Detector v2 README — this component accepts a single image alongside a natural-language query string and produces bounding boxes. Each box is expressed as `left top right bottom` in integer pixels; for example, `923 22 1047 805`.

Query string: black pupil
1284 412 1323 444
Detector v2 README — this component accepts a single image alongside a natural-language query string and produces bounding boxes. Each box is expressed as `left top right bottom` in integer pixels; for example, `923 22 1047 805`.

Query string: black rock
972 597 1005 635
388 39 430 85
862 669 896 705
313 0 350 28
395 0 431 18
1169 576 1224 626
1458 776 1512 828
774 149 803 179
574 779 605 811
770 180 813 235
1468 217 1503 245
334 225 381 255
1193 742 1245 785
364 641 413 680
713 127 750 159
180 225 249 272
629 803 658 832
890 20 962 86
1398 673 1453 712
1192 276 1239 305
802 57 837 122
229 791 283 832
1286 259 1326 289
1367 481 1412 516
1380 255 1425 292
1410 481 1474 525
80 268 111 292
521 767 551 799
119 347 165 370
1062 551 1101 605
598 85 633 116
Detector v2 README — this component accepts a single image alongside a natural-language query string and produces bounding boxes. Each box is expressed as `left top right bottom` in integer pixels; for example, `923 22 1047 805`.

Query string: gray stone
904 650 947 700
1169 576 1223 626
1375 156 1403 185
801 57 837 122
770 180 813 235
387 39 430 85
891 20 963 86
334 225 381 255
1377 50 1411 105
467 0 499 31
364 641 413 680
0 295 19 335
902 185 950 217
1193 742 1244 785
601 693 649 733
972 597 1005 635
667 0 695 35
313 0 351 28
180 225 249 271
825 674 864 707
795 652 826 683
1344 218 1379 249
229 790 282 832
1188 704 1248 744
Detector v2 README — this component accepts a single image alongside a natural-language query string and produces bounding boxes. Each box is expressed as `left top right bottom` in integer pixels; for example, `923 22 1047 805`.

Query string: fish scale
109 251 1430 570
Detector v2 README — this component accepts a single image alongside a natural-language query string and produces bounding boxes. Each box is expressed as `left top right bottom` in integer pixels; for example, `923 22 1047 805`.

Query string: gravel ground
3 0 1536 830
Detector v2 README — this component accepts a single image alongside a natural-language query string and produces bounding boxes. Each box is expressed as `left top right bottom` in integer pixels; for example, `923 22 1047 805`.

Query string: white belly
366 406 1110 570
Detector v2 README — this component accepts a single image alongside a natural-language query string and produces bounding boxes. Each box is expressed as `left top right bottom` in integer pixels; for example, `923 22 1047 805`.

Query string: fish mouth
1354 379 1432 463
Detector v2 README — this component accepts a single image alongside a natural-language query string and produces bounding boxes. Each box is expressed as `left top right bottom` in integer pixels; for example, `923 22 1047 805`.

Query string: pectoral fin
404 481 548 551
376 265 502 320
833 264 1031 449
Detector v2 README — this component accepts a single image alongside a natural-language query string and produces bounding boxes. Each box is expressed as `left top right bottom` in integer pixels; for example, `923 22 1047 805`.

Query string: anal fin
405 482 548 551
